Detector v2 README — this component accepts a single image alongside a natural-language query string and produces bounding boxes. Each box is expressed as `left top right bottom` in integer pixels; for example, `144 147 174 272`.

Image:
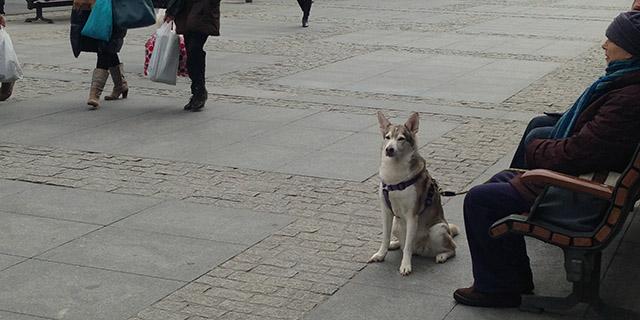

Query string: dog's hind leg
429 223 457 264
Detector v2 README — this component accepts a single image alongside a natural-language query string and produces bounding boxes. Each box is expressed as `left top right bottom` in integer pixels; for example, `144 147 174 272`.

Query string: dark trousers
510 114 561 169
96 52 120 70
297 0 312 18
464 170 535 293
184 32 209 95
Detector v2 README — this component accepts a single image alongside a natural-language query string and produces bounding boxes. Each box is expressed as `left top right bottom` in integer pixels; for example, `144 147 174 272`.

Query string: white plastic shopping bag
0 28 23 82
147 21 179 85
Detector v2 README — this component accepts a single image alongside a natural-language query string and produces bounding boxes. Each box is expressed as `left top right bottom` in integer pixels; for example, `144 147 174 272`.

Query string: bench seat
490 145 640 315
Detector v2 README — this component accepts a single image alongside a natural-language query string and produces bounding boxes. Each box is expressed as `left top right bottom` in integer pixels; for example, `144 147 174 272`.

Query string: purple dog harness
381 174 437 215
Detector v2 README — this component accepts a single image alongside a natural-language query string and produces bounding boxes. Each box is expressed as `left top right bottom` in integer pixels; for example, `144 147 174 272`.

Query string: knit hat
606 11 640 57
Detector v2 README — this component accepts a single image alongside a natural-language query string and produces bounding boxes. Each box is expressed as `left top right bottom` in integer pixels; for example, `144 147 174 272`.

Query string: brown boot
104 64 128 100
87 68 109 110
0 82 15 101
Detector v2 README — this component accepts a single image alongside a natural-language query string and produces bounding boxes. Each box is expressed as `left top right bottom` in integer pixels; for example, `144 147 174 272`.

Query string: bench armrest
521 169 613 200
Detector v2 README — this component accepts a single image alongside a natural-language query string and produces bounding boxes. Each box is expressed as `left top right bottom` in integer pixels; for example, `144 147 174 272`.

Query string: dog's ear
377 111 391 136
404 112 419 134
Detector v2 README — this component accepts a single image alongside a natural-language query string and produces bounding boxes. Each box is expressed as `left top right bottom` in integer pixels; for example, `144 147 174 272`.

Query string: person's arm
525 93 640 174
634 0 640 10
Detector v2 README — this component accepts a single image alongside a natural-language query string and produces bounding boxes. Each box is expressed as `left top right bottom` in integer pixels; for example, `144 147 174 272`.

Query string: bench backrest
594 144 640 248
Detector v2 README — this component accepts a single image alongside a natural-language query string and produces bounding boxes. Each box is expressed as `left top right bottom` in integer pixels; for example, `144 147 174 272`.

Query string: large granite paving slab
275 52 559 103
272 5 459 24
275 149 380 182
303 282 454 320
325 30 596 58
39 226 246 281
445 304 583 320
0 260 183 320
0 253 25 272
0 92 77 127
113 200 294 245
328 0 461 10
554 0 631 8
0 184 160 225
41 98 221 152
113 118 283 163
0 211 99 257
0 179 32 200
0 311 49 320
464 5 620 19
462 17 611 40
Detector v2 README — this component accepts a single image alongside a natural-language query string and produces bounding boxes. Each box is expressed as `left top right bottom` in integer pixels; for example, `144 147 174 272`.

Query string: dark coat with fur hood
510 70 640 201
166 0 220 36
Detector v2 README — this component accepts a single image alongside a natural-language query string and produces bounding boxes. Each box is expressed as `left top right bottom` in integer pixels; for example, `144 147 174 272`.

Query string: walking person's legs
184 32 209 112
104 53 128 101
454 171 535 307
87 52 115 109
297 0 312 27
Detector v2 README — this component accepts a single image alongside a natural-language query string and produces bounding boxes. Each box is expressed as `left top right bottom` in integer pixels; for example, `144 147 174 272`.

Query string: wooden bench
25 0 73 23
489 144 640 314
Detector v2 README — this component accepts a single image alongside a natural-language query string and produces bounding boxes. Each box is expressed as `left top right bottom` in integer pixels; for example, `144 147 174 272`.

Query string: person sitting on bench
454 11 640 308
511 0 640 169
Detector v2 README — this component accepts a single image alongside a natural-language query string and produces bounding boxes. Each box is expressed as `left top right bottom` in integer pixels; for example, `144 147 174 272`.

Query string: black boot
183 96 195 111
189 87 208 112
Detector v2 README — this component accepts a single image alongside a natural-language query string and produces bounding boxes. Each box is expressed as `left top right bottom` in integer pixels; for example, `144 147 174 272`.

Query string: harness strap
381 174 437 214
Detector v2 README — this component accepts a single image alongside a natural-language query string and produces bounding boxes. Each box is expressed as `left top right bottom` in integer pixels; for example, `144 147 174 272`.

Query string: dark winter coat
70 3 127 57
510 71 640 201
166 0 221 36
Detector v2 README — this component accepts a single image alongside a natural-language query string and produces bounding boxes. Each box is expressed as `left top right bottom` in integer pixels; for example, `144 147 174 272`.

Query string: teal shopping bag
81 0 113 41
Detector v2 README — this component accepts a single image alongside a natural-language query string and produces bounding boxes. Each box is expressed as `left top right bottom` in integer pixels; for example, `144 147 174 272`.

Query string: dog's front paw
399 263 412 276
368 252 386 263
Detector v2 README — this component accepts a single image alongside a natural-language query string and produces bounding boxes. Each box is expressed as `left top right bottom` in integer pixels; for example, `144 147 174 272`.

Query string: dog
368 112 459 276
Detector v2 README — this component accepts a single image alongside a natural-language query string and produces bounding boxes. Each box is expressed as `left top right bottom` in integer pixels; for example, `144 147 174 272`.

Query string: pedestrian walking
71 0 129 110
164 0 220 112
297 0 312 27
0 0 15 101
88 28 129 110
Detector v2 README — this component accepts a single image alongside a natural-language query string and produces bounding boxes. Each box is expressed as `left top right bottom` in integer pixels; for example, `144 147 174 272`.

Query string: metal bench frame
25 0 73 23
490 144 640 314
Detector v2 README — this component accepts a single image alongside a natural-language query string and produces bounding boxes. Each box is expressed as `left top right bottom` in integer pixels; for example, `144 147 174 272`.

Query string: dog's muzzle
385 147 396 157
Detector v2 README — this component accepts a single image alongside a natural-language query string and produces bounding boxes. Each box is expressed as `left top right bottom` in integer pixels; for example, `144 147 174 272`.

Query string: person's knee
524 126 552 146
463 185 488 221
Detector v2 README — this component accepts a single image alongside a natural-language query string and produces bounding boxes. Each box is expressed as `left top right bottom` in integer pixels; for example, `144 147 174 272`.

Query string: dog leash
439 190 469 197
439 168 530 197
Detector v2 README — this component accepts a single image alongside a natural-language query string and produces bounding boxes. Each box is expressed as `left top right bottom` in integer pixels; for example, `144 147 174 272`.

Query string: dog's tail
448 223 460 237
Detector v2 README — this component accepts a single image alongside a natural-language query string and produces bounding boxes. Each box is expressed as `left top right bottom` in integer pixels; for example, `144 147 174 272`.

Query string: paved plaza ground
0 0 639 319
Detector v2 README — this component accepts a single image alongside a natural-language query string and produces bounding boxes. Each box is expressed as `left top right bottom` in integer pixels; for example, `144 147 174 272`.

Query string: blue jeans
463 171 535 293
510 114 560 169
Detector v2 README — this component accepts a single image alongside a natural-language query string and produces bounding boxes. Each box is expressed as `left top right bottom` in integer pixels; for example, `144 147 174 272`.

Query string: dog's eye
385 135 390 140
398 137 406 141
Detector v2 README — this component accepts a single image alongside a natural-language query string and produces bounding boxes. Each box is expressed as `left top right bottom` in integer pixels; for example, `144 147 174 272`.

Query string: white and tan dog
368 112 459 276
